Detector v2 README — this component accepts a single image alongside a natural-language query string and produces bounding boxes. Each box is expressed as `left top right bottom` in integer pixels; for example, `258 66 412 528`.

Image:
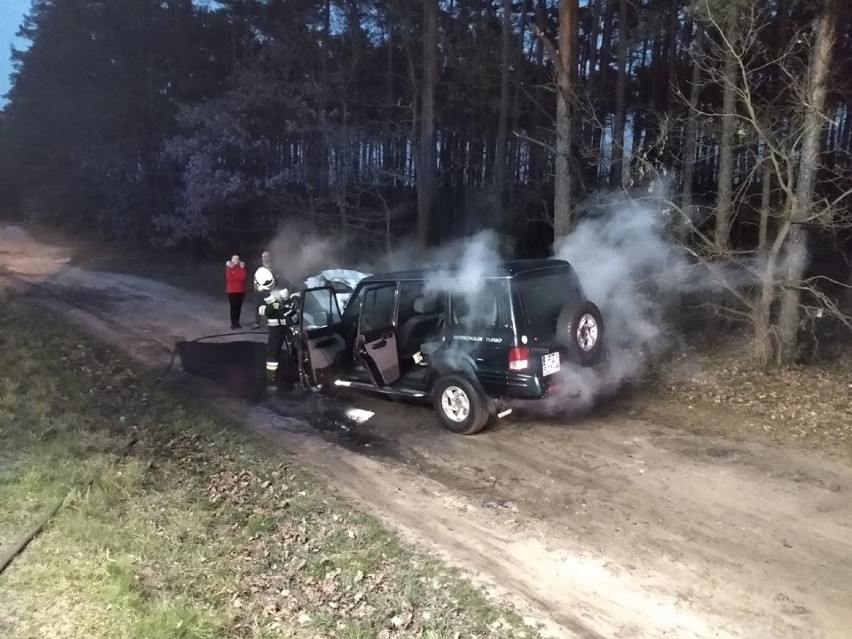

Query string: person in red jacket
225 254 247 329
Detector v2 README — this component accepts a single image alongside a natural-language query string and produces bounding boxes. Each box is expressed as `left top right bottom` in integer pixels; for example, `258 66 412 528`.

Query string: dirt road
2 224 850 638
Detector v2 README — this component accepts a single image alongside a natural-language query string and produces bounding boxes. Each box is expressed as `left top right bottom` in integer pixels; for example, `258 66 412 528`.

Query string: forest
0 0 850 366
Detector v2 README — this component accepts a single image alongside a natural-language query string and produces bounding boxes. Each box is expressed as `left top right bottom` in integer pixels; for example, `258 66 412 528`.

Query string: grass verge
0 289 541 639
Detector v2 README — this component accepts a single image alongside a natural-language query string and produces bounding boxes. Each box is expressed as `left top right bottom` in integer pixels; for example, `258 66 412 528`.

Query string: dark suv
294 259 605 434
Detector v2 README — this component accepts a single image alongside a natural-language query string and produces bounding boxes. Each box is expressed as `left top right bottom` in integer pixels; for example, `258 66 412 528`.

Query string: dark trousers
254 291 267 326
266 325 287 375
228 292 245 327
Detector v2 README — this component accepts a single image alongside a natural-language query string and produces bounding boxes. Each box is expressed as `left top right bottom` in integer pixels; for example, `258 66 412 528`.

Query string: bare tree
532 0 578 239
610 0 628 187
682 0 850 367
681 23 703 213
417 0 438 250
493 0 512 228
776 0 841 362
714 7 738 252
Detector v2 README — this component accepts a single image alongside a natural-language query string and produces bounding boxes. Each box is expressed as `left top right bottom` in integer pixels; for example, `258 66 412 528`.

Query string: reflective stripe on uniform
266 362 279 371
267 319 282 326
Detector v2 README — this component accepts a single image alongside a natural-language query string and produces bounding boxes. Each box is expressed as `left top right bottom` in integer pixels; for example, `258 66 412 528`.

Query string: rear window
517 268 582 328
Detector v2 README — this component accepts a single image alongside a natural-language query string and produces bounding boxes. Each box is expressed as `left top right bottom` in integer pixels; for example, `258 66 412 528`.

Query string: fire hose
0 437 138 576
1 331 270 575
154 330 268 386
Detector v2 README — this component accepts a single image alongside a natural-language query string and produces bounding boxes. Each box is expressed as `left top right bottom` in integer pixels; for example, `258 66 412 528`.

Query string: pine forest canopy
0 0 849 366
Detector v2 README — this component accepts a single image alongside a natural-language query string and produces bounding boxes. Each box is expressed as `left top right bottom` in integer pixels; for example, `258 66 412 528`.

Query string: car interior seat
400 296 442 357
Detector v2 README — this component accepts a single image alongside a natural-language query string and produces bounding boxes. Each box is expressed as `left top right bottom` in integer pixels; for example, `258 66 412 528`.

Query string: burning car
303 269 371 311
292 259 607 435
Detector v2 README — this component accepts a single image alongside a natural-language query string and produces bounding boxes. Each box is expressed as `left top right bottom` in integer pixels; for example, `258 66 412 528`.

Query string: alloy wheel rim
441 386 471 423
576 314 599 351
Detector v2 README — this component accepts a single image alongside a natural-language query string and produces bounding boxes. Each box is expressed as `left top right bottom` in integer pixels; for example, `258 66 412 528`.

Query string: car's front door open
357 283 400 387
298 286 346 387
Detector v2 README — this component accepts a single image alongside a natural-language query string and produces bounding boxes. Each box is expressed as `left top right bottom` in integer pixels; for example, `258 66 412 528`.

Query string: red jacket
225 260 247 294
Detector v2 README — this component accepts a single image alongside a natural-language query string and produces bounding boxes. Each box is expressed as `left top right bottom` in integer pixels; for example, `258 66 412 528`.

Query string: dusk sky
0 0 30 104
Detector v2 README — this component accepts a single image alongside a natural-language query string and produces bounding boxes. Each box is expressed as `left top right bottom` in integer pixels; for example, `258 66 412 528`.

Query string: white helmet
255 266 275 290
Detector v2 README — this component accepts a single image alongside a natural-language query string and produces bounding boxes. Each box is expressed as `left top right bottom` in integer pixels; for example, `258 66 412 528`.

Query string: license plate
542 352 561 376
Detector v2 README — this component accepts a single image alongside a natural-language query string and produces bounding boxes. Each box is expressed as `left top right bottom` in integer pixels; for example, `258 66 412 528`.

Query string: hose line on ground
0 437 138 576
154 330 267 386
2 332 268 573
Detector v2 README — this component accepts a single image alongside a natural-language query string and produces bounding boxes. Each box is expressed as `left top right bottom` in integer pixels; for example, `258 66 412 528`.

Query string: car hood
304 268 372 291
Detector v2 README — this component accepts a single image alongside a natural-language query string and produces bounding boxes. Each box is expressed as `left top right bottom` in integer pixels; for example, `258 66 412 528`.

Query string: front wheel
432 374 491 435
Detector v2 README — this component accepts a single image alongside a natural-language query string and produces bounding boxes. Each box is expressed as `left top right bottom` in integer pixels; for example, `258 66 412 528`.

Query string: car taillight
508 346 530 372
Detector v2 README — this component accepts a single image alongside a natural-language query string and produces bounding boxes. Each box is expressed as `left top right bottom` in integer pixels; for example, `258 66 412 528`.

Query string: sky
0 0 31 105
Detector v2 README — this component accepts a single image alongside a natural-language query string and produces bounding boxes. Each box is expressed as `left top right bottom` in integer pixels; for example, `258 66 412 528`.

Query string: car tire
432 374 491 435
556 300 604 366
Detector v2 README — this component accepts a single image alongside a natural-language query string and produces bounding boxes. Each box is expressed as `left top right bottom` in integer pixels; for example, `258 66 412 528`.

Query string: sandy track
2 224 850 638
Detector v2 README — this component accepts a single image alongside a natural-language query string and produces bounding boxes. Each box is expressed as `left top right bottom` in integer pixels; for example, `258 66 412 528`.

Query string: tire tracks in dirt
2 224 851 638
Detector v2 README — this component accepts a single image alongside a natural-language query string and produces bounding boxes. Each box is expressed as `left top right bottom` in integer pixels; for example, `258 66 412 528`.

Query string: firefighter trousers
266 325 287 379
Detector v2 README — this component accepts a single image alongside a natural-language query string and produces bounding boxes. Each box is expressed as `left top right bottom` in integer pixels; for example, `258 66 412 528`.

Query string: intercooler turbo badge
453 335 503 344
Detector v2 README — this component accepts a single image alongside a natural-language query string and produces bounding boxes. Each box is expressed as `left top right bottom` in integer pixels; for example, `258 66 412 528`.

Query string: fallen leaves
653 340 852 447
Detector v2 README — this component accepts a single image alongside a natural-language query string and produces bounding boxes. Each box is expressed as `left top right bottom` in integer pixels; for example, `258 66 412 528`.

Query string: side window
360 284 397 333
343 285 366 321
449 281 509 330
301 287 342 329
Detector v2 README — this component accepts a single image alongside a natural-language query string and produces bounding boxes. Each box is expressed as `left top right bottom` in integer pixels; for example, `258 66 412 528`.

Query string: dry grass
634 333 852 459
0 289 542 639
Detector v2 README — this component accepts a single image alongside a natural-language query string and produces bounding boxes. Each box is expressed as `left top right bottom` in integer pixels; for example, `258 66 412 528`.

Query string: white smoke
420 230 507 293
266 224 348 288
546 187 717 411
264 188 734 416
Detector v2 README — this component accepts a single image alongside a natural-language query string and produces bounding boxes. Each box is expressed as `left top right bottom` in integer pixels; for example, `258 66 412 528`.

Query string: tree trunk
777 0 839 363
583 0 602 182
507 15 526 216
844 263 852 315
417 0 438 250
610 0 627 187
383 11 393 176
715 9 737 253
493 0 511 228
681 25 703 215
317 0 332 193
553 0 578 240
752 157 774 367
758 156 772 263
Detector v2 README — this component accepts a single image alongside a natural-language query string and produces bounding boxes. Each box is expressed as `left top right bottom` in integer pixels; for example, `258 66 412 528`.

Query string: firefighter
258 287 299 385
252 252 276 329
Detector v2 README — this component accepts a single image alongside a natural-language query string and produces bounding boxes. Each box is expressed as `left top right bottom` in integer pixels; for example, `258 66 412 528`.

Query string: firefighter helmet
255 266 275 290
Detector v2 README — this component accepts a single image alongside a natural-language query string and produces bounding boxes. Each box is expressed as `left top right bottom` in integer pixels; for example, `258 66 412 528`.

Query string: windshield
517 267 583 329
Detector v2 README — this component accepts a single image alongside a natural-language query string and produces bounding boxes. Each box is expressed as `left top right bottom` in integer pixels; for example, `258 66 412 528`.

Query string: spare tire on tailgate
555 300 604 366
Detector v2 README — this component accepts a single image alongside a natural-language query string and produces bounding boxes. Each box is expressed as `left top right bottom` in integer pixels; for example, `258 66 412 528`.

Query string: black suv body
295 259 606 434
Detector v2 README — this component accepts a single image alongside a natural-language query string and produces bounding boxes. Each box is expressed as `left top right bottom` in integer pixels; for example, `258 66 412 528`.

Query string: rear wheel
556 300 604 365
432 374 491 435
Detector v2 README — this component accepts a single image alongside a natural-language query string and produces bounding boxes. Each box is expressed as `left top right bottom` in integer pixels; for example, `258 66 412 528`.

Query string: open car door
297 286 346 387
357 283 401 387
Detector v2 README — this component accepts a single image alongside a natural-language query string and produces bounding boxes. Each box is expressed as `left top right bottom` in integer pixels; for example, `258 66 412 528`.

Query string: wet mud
177 340 268 404
176 339 402 459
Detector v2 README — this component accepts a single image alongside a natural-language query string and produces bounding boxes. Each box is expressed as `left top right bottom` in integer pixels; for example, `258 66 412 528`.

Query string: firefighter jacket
259 289 299 327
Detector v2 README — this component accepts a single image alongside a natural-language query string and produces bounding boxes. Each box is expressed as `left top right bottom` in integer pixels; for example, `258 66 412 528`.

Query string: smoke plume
547 188 705 411
265 186 727 416
266 224 348 288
